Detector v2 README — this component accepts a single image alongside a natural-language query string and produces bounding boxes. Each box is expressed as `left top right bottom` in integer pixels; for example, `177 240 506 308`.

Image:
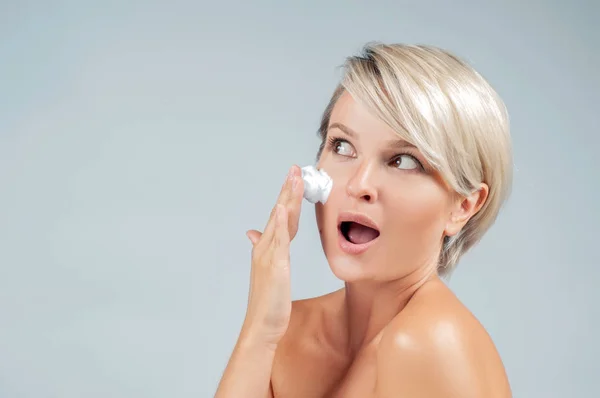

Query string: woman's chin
326 254 374 283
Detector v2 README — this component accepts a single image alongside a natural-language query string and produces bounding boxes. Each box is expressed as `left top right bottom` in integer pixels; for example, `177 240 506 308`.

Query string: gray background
1 0 598 397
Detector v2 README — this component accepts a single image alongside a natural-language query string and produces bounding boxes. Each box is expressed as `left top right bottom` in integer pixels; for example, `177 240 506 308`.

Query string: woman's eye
334 140 354 156
392 154 420 170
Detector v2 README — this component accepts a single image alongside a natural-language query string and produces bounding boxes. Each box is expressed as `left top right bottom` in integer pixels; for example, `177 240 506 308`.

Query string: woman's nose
346 162 378 203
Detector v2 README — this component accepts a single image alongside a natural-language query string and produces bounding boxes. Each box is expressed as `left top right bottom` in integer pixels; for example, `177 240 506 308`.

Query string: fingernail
287 167 294 181
292 176 298 191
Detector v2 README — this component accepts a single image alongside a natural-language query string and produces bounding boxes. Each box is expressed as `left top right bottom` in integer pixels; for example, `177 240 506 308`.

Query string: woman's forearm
215 334 276 398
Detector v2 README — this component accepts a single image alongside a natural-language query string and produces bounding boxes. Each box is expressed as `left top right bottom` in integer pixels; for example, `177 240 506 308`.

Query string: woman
216 42 513 397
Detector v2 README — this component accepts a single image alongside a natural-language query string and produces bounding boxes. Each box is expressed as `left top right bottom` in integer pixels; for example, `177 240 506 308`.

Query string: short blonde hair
316 42 513 276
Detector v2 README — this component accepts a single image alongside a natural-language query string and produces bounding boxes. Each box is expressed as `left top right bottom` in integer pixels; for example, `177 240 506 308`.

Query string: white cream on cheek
301 165 333 204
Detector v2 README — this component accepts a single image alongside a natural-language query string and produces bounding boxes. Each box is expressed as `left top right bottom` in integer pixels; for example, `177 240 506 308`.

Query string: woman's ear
444 183 489 237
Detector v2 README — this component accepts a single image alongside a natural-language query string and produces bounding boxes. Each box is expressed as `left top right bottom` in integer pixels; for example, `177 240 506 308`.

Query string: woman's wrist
238 324 281 354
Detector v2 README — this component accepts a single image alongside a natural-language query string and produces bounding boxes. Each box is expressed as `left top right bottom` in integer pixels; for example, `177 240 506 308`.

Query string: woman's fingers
264 168 296 230
272 204 290 269
246 230 262 246
259 166 298 246
286 174 304 241
247 165 303 251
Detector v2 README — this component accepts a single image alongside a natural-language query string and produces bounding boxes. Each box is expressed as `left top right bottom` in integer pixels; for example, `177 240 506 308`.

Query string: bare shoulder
375 279 512 398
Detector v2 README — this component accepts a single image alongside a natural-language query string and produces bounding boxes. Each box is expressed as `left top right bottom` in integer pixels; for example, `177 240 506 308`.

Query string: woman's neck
341 265 438 356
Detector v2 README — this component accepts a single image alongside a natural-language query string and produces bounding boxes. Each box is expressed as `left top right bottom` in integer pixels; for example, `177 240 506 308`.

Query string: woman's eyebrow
329 122 417 149
386 138 417 149
328 122 357 138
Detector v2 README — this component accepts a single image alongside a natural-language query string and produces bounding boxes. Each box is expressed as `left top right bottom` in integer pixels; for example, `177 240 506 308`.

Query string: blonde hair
316 42 513 276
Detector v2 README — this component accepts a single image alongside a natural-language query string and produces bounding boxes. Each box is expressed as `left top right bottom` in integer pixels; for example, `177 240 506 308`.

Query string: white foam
301 165 333 204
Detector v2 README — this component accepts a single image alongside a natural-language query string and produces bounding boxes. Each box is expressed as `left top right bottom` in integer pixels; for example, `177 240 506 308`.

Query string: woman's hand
242 165 304 348
215 165 303 397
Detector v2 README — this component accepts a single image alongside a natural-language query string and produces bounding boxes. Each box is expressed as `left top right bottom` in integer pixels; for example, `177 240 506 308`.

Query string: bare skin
215 91 511 398
272 283 510 397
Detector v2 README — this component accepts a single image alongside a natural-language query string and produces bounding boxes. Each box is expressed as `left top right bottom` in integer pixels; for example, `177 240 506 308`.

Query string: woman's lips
337 226 380 255
336 211 381 255
337 211 380 232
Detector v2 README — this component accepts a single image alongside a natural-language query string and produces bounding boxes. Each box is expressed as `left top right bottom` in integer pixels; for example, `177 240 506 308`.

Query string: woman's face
315 91 471 282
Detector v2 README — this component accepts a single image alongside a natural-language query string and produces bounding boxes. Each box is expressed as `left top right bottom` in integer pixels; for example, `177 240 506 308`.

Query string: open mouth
339 221 380 245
